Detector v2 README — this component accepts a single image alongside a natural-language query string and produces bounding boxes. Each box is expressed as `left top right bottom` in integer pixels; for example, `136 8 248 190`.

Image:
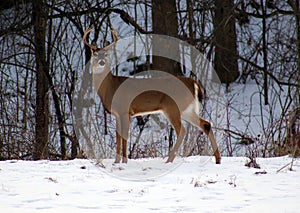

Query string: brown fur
84 28 221 164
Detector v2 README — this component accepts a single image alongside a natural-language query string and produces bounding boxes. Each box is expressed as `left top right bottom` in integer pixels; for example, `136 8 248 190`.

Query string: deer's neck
93 70 127 114
92 70 112 90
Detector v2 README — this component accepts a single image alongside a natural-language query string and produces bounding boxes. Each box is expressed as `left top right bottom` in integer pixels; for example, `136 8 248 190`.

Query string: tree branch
239 56 300 88
47 4 152 34
108 8 152 34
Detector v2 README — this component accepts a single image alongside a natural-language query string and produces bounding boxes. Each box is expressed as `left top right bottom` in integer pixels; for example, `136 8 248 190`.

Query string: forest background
0 0 299 161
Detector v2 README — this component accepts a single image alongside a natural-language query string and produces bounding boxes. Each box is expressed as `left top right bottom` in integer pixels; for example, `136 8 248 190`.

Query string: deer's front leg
198 117 221 164
115 115 130 163
115 130 122 163
122 139 128 163
120 115 130 163
115 117 122 163
207 128 221 164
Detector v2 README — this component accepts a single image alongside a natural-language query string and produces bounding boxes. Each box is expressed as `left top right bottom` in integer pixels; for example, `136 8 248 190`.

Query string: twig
277 149 297 173
276 162 292 173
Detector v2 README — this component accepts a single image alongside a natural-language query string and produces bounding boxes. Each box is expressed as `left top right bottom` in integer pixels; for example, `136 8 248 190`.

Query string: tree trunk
261 0 269 105
32 0 49 160
151 0 182 76
214 0 239 84
291 0 300 108
151 0 181 151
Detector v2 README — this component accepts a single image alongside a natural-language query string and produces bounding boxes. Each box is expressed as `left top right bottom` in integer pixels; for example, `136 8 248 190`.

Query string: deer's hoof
216 158 221 164
122 157 128 164
114 156 121 164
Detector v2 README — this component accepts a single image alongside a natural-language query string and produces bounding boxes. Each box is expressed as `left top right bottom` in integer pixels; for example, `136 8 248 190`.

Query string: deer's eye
98 59 105 67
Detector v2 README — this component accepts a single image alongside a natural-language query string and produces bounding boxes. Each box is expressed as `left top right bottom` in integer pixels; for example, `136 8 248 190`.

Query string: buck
83 28 221 164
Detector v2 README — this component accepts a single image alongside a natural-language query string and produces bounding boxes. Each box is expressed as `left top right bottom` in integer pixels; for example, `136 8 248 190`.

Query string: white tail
83 28 221 164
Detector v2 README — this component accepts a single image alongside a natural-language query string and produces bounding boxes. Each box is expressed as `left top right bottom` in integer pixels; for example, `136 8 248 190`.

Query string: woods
0 0 299 160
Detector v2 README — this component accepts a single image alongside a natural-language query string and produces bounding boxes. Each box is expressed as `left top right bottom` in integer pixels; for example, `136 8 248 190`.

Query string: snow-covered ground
1 156 299 212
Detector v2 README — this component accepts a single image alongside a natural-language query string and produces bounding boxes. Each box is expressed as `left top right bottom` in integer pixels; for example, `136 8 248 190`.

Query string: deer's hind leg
183 112 221 164
163 105 186 163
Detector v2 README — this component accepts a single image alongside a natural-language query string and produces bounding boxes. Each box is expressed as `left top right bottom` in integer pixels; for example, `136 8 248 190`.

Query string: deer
83 27 221 164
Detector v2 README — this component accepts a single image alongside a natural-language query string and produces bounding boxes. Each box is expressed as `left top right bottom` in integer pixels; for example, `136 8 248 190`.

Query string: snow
1 156 299 212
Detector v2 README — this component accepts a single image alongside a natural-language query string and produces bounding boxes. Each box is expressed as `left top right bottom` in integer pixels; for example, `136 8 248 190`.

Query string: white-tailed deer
83 28 221 164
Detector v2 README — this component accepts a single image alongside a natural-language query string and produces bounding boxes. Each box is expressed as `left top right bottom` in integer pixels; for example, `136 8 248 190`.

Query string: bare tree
0 0 299 160
151 0 182 76
32 0 50 160
214 0 239 85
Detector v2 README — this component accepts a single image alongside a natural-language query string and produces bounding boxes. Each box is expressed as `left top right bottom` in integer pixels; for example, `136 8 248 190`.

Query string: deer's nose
99 60 105 66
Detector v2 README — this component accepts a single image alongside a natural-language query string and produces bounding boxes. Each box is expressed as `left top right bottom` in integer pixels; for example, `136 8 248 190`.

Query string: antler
102 27 118 51
110 27 118 43
83 27 117 52
83 28 98 51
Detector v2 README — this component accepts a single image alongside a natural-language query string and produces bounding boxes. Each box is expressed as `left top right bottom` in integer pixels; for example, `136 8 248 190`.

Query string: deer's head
83 28 118 74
